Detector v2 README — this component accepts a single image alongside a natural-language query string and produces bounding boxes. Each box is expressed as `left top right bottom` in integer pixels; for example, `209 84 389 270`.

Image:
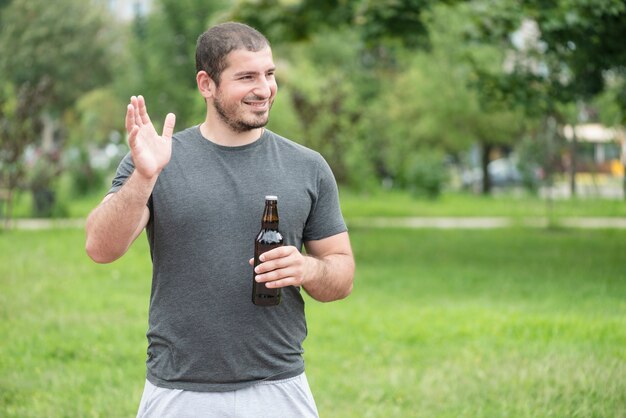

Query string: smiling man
85 22 354 418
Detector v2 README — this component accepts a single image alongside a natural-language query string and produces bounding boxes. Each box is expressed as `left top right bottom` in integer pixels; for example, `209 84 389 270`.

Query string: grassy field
1 226 625 417
338 188 626 218
5 184 626 220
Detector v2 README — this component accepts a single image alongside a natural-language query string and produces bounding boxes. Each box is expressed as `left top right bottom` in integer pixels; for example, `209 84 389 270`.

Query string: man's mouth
244 100 269 111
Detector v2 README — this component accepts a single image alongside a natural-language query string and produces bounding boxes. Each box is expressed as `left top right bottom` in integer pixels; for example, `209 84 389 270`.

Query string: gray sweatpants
136 373 319 418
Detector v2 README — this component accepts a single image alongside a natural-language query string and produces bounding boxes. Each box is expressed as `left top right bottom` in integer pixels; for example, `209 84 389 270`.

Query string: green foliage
2 0 624 210
465 0 626 114
121 0 231 127
277 29 370 183
0 81 47 222
0 0 113 114
229 0 357 43
594 75 626 126
71 89 126 147
61 88 125 197
404 150 449 198
363 4 526 192
354 0 433 48
0 0 117 219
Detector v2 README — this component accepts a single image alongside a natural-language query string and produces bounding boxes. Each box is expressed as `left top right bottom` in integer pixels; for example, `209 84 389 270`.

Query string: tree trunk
41 113 56 153
569 130 577 198
481 142 493 195
3 188 14 230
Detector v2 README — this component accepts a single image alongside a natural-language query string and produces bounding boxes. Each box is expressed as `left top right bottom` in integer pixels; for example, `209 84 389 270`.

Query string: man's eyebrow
232 68 276 77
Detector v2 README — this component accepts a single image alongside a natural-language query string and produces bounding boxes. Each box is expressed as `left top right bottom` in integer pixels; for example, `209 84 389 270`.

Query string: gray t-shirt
109 126 347 392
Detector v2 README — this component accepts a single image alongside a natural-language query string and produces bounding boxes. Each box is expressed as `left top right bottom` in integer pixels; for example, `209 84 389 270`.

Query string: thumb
162 113 176 140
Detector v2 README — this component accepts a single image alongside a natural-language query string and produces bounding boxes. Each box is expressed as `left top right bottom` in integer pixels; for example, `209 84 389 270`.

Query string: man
85 22 354 417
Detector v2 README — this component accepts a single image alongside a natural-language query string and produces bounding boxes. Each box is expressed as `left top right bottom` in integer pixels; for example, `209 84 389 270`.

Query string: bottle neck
261 201 279 228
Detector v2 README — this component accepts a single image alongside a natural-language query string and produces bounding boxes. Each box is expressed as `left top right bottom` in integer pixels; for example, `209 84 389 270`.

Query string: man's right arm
85 171 155 263
85 95 175 264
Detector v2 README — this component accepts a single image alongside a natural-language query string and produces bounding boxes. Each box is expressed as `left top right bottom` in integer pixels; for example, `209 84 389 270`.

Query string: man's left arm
252 231 355 302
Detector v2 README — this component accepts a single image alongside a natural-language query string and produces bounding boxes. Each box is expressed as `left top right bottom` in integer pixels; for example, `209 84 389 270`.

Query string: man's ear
196 71 216 99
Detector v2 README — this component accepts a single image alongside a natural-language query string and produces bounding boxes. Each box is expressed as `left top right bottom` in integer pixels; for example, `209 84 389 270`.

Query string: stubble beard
214 94 272 134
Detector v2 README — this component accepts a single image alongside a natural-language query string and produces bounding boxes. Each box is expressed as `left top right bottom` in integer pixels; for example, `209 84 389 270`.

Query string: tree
122 0 231 128
465 0 626 196
0 0 114 219
0 81 47 226
271 29 373 186
367 4 526 194
0 0 113 114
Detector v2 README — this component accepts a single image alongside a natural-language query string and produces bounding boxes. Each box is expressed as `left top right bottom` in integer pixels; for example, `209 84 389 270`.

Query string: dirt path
5 217 626 230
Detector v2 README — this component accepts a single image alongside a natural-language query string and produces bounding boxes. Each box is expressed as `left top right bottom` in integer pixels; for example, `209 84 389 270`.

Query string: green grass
339 188 626 218
5 184 626 220
1 227 625 417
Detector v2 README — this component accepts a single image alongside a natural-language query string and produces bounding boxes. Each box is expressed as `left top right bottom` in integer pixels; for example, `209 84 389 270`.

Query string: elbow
331 258 355 301
318 283 352 303
85 236 120 264
86 251 112 264
342 259 355 299
322 270 355 303
85 244 111 264
345 282 354 298
340 279 354 300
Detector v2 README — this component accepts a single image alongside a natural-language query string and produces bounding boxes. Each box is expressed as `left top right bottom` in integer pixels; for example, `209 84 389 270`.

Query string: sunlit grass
6 182 626 221
339 187 626 218
305 227 626 417
1 227 625 417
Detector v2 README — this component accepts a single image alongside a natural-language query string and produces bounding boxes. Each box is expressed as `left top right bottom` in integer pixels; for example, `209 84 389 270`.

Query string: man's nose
253 78 274 98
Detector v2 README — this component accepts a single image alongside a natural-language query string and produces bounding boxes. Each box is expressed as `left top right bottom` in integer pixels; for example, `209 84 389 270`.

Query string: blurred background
1 0 625 222
2 2 626 417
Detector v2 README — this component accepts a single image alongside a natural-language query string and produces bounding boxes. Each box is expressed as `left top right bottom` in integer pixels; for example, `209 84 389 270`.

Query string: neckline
194 125 269 152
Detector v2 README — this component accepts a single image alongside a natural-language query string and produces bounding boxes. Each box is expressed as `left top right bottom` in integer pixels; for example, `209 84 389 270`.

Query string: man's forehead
224 47 275 71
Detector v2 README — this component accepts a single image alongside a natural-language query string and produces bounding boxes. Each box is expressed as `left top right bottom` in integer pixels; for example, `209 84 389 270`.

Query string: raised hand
125 95 176 180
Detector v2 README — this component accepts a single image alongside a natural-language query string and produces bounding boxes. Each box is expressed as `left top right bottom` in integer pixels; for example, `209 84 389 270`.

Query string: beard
213 93 273 133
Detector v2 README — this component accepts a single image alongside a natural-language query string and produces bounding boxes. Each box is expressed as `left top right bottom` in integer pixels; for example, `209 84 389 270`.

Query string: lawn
339 188 626 218
5 184 626 220
1 227 625 417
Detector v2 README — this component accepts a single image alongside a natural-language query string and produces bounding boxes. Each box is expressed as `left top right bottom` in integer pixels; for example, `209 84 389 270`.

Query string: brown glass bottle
252 196 283 306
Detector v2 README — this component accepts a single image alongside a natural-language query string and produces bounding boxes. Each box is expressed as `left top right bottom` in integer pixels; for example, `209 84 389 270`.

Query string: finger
259 246 292 262
264 276 299 289
125 104 135 133
255 264 300 283
137 95 152 125
127 126 139 150
130 96 142 127
248 258 254 266
254 255 293 274
161 113 176 140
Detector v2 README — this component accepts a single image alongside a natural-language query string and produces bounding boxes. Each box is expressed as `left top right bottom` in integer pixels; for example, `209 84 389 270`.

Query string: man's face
212 47 277 133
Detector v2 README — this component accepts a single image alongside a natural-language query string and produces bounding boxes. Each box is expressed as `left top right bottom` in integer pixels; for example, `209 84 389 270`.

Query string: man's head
196 22 270 86
195 22 277 134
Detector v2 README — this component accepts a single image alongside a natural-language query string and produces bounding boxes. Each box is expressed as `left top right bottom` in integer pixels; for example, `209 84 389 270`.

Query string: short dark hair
195 22 270 85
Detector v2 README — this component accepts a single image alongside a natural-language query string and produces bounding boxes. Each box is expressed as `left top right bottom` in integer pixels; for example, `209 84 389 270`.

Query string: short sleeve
108 152 135 195
302 154 347 242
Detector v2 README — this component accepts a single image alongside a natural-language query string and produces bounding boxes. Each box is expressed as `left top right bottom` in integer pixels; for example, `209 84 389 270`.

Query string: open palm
125 95 176 179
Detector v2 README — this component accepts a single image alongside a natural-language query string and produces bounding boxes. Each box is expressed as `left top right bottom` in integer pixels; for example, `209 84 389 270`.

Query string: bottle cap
265 195 278 201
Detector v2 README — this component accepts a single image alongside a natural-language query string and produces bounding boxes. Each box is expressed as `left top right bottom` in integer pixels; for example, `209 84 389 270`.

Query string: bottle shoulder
256 228 283 244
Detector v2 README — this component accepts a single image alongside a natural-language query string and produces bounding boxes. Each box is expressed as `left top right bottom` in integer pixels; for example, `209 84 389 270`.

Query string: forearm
85 171 155 263
302 253 355 302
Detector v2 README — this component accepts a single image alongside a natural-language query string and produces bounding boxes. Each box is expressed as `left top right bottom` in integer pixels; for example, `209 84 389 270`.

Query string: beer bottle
252 195 283 306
